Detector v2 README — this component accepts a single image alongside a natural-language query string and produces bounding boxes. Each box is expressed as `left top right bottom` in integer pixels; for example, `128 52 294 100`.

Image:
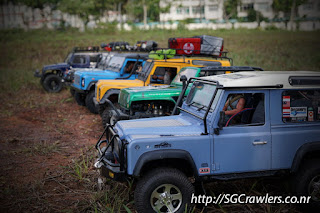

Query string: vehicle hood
115 115 204 141
98 79 144 93
43 63 69 70
122 85 182 104
76 70 119 78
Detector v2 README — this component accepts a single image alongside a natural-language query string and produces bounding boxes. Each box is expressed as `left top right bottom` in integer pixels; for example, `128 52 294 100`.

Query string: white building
160 0 320 22
160 0 224 22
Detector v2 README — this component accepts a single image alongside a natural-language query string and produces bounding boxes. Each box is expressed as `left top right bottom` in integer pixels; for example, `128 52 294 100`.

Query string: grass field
0 28 320 213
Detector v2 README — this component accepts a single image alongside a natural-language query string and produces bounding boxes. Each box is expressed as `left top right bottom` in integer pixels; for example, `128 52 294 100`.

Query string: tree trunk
289 0 296 31
143 2 147 28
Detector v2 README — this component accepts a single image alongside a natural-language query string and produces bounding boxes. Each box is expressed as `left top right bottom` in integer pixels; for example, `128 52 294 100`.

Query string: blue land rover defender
95 70 320 213
34 46 101 93
71 53 148 114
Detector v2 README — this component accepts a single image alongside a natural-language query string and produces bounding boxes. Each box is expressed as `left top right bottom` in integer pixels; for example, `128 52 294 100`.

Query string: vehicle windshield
106 56 126 72
137 61 154 81
97 54 112 70
172 68 198 84
64 53 73 63
185 81 218 112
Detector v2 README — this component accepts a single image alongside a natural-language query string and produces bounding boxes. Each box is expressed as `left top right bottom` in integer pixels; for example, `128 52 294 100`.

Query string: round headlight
81 78 85 87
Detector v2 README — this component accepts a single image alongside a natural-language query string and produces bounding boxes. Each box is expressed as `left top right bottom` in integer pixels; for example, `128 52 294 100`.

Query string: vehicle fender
86 81 98 91
291 141 320 173
100 89 120 104
133 149 198 177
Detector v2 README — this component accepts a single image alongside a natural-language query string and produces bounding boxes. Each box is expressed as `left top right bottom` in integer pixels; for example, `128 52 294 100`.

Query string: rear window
282 90 320 123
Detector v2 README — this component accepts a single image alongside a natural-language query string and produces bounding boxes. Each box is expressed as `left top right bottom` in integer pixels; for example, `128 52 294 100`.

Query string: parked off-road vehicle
65 52 114 97
95 56 232 120
102 66 263 126
34 46 100 93
71 53 148 114
95 71 320 213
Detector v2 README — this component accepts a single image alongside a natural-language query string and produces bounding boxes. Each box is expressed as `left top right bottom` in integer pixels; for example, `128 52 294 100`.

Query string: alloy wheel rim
150 183 182 213
308 174 320 202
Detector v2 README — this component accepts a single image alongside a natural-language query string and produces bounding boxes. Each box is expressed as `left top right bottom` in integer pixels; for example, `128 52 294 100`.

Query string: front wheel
74 92 86 106
42 74 63 93
101 105 120 127
85 90 99 114
134 168 195 213
293 159 320 210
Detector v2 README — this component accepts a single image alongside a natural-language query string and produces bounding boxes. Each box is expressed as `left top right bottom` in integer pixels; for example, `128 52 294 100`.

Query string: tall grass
0 29 319 92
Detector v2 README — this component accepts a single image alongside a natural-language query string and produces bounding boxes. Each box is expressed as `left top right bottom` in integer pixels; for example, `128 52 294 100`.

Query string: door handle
252 141 267 145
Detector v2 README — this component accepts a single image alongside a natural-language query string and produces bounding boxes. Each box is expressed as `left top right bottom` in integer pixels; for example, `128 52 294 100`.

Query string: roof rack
201 66 263 71
149 48 233 65
72 46 100 52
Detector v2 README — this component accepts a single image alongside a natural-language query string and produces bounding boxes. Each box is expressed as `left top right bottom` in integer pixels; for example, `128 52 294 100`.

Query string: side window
72 55 86 64
153 67 178 84
282 90 320 123
124 61 136 74
224 93 265 126
89 55 99 62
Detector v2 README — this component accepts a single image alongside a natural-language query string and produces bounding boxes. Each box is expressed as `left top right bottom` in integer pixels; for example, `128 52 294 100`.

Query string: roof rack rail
72 46 100 52
201 66 263 72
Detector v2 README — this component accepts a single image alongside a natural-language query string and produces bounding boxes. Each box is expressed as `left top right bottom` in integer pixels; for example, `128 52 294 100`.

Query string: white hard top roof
199 71 320 89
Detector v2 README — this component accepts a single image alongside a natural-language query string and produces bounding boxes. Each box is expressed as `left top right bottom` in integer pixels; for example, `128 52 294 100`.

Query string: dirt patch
0 88 104 212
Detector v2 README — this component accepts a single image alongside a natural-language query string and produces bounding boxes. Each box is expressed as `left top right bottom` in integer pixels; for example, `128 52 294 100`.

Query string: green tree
224 0 240 20
272 0 307 29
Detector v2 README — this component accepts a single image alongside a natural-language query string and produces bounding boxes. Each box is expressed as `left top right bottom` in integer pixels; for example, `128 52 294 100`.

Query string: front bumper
95 159 127 182
70 84 86 94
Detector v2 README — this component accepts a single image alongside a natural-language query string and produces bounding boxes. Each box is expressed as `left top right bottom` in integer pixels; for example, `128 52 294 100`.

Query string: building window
240 3 254 12
282 90 320 123
176 7 182 14
183 7 190 14
303 2 313 10
192 6 205 14
209 5 219 12
257 3 270 11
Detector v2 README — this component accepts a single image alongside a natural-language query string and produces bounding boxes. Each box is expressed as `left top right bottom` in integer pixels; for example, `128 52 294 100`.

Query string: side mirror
180 75 187 89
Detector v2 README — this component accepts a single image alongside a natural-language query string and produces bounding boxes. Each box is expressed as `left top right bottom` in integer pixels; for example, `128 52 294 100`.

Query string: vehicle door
212 90 272 174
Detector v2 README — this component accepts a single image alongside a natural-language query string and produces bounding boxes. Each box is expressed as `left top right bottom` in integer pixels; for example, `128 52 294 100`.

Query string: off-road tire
101 106 120 127
293 159 320 210
42 74 63 93
101 107 112 127
74 92 86 106
85 90 99 114
135 168 195 213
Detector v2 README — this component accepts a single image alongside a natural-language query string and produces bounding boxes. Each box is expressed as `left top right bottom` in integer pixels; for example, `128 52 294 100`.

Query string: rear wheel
293 159 320 210
74 92 86 106
85 90 99 114
42 74 63 93
135 168 195 213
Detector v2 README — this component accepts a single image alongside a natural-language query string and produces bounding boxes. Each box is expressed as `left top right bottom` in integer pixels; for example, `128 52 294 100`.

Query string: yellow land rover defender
95 56 231 115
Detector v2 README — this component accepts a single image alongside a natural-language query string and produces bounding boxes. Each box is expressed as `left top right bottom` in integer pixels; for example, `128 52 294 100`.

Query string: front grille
119 91 128 108
74 74 80 85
